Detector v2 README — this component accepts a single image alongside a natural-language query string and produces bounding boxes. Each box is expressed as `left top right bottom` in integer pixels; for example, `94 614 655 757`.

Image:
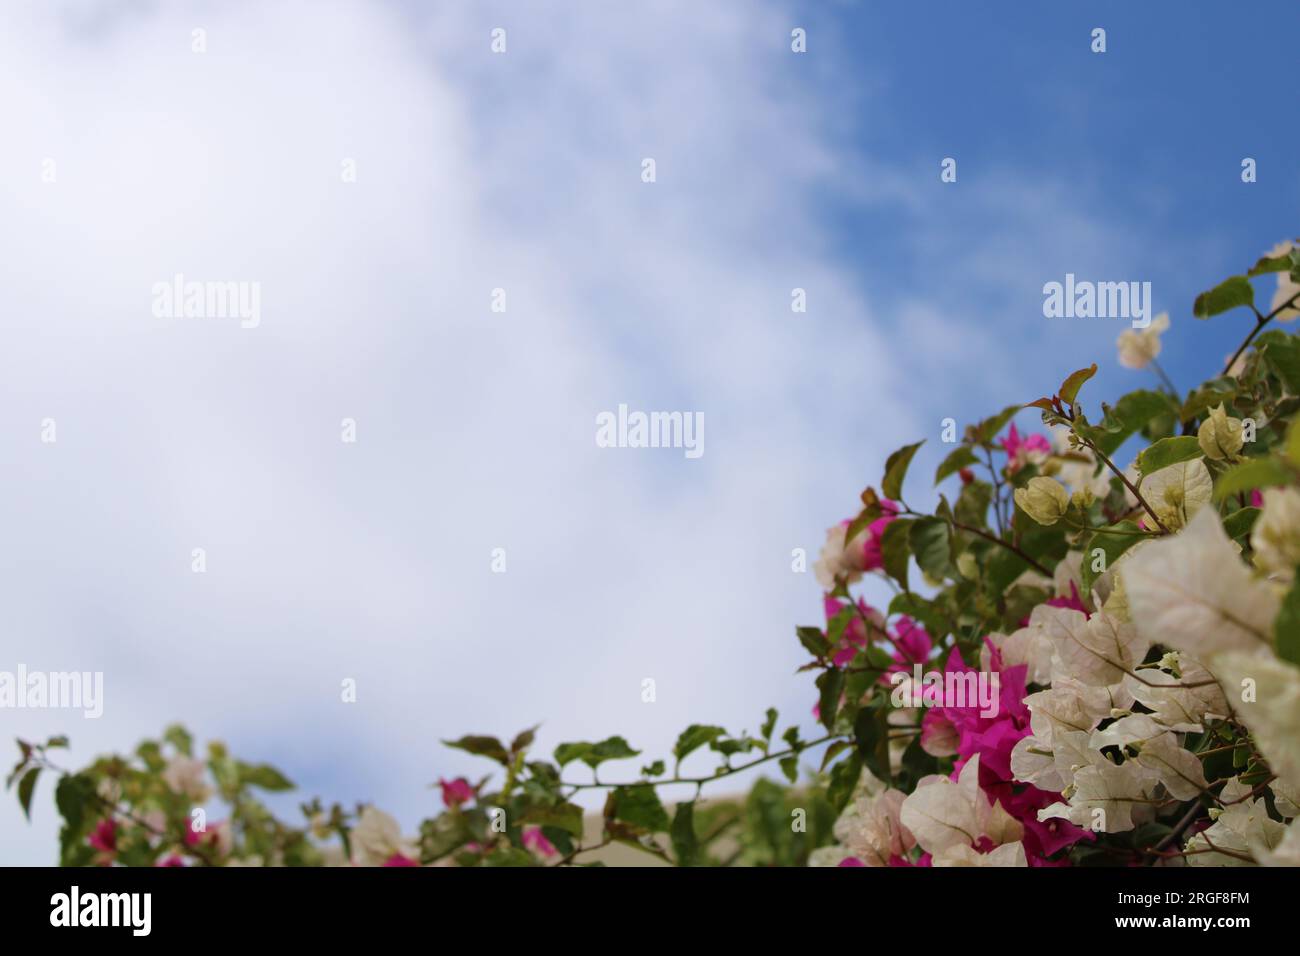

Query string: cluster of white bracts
1007 504 1300 864
809 755 1028 867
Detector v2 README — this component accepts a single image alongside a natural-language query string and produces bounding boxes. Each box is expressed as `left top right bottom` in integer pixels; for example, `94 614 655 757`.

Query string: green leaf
1263 337 1300 394
1287 416 1300 470
826 605 854 650
670 801 698 866
1137 436 1203 476
555 736 640 770
844 501 885 546
882 442 924 501
909 517 952 581
17 767 40 820
1222 507 1260 541
779 755 799 783
985 500 1068 594
985 545 1032 597
954 479 993 530
796 626 830 659
782 726 804 752
163 724 193 757
1084 390 1173 455
880 517 914 589
844 648 895 704
815 669 844 730
53 773 95 863
135 740 165 772
1214 457 1293 502
483 846 538 867
510 726 539 754
1181 379 1239 423
1193 275 1254 318
1018 516 1070 565
611 786 669 832
853 708 890 783
7 750 30 792
1274 576 1300 667
710 735 760 757
238 762 295 791
1249 252 1295 276
523 801 584 838
975 406 1021 445
934 446 979 485
819 739 851 772
887 592 947 641
444 735 512 765
673 725 727 762
760 708 778 743
897 738 941 792
824 752 861 813
1060 364 1098 405
1079 520 1143 596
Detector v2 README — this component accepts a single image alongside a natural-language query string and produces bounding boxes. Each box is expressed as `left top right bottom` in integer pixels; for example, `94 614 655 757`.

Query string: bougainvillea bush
11 240 1300 867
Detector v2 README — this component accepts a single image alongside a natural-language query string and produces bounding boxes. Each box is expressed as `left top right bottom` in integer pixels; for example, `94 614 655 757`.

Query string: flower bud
956 551 978 580
1197 404 1243 461
1014 476 1070 526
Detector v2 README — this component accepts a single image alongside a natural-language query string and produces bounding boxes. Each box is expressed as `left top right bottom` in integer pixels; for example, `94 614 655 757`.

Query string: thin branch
560 733 844 792
1222 290 1300 377
949 518 1052 577
1079 436 1170 534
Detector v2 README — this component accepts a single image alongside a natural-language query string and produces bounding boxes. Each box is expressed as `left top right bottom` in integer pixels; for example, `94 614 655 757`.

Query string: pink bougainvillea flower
523 826 558 858
183 818 234 859
155 854 187 867
919 643 1091 866
1018 581 1089 627
439 777 475 808
824 595 881 667
1045 581 1089 615
837 856 864 867
814 502 901 589
382 853 420 867
999 424 1051 474
88 818 117 857
887 616 933 673
822 599 930 674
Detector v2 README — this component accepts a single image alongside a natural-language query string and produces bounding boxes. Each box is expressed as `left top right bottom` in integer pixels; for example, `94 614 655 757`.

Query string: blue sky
809 0 1299 406
0 0 1296 865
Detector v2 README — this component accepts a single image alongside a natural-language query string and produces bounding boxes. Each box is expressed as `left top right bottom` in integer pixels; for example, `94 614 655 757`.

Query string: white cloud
0 0 924 862
0 0 1170 865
